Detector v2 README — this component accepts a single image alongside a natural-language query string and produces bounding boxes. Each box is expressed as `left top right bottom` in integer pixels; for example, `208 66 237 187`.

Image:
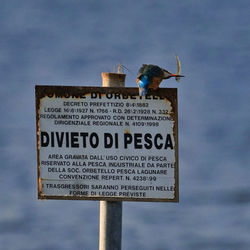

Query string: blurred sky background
0 0 250 250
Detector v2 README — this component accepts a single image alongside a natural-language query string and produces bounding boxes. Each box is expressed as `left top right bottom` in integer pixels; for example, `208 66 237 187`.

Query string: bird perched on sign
137 56 184 96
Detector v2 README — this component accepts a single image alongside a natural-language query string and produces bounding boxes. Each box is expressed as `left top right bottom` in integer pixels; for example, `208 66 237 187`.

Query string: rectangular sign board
36 86 178 202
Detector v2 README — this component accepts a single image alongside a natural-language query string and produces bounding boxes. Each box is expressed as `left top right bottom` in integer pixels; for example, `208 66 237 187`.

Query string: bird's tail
139 87 148 96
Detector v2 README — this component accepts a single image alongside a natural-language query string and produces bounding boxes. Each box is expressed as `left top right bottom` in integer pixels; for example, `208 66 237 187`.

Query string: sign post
35 84 178 249
99 72 125 250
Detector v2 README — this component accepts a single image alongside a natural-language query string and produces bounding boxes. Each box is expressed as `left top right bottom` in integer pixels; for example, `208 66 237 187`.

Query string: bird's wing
137 64 148 78
137 64 164 82
175 55 181 82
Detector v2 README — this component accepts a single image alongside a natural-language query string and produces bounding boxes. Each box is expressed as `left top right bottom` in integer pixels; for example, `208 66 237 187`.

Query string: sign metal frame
36 85 179 202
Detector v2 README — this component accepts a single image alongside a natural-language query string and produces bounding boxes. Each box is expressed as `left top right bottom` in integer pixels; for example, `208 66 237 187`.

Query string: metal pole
99 72 126 250
99 201 122 250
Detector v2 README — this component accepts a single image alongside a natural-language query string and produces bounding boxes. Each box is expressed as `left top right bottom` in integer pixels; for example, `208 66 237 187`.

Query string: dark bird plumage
137 56 184 96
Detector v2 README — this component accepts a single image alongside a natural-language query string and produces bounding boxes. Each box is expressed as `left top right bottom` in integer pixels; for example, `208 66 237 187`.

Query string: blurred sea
0 0 250 249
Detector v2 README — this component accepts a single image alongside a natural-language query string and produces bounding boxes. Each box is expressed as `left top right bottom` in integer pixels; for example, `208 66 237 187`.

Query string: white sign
36 86 178 202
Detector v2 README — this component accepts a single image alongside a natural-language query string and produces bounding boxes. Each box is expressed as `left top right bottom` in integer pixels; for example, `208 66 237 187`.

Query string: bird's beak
171 74 184 77
171 73 184 82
